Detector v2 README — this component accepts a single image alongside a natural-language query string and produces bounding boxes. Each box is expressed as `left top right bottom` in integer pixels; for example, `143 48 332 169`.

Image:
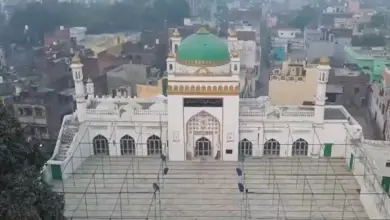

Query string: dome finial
72 52 81 64
172 29 180 37
168 51 175 58
231 51 239 58
319 56 329 66
229 29 237 38
196 27 210 35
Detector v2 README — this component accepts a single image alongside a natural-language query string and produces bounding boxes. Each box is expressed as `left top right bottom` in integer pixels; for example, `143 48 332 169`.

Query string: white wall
345 142 390 219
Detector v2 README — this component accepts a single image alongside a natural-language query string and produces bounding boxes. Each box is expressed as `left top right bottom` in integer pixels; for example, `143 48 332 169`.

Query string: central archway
195 137 212 157
186 110 221 160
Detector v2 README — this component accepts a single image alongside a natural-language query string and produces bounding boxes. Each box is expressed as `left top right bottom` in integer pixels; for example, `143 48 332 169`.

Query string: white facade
47 31 363 179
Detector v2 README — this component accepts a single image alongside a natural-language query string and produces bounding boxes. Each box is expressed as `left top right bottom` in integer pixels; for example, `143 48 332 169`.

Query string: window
120 135 135 155
263 139 280 156
24 107 33 116
112 89 117 98
18 108 24 115
354 87 360 94
93 135 109 155
169 64 173 70
147 135 162 156
34 107 44 117
292 138 308 156
238 139 253 158
234 64 238 71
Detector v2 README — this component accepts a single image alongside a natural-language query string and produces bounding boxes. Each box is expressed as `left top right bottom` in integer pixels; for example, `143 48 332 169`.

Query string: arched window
112 89 117 98
174 44 178 53
147 135 162 156
234 64 238 71
93 135 109 155
292 138 308 156
239 138 253 158
263 139 280 156
120 135 135 155
169 64 173 70
195 137 212 157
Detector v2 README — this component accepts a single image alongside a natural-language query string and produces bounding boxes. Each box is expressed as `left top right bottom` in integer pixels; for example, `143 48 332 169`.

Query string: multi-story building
268 58 315 105
304 28 352 62
5 84 74 146
344 46 390 82
372 65 390 140
326 63 369 107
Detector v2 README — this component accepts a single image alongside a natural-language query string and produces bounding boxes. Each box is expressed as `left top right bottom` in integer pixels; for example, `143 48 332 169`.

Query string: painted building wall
344 46 390 82
269 67 318 105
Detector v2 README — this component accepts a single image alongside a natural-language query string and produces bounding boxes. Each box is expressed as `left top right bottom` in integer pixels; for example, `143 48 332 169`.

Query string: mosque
47 27 363 178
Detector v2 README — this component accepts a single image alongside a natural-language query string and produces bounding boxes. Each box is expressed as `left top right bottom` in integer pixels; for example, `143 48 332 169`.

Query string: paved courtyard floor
52 156 369 220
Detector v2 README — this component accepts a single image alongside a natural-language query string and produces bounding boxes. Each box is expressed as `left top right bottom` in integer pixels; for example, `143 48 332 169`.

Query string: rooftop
51 156 369 220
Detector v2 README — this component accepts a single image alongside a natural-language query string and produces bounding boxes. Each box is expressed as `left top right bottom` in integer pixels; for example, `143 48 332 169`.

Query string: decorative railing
134 109 167 115
269 75 306 81
281 111 315 117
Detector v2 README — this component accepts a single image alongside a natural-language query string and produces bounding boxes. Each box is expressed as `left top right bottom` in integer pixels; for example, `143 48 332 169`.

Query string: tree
0 107 64 219
370 12 386 28
288 6 318 30
351 34 386 47
6 0 190 45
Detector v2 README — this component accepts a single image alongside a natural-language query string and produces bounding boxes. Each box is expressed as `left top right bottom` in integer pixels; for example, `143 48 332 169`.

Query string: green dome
176 28 230 66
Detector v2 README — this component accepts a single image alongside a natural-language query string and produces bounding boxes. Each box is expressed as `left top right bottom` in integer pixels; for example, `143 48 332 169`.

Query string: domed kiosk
176 27 230 67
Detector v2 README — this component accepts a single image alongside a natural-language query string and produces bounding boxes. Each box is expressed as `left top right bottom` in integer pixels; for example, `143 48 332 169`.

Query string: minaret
315 57 330 124
228 29 238 53
71 54 87 122
231 51 240 74
170 29 181 54
166 52 176 74
86 77 94 98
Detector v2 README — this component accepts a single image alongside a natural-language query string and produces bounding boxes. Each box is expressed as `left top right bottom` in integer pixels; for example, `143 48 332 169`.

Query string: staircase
55 121 79 161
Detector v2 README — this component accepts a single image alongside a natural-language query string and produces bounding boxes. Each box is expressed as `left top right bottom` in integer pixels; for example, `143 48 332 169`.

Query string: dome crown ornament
231 51 239 58
319 56 329 66
72 53 81 64
172 29 181 37
229 29 237 38
196 27 210 35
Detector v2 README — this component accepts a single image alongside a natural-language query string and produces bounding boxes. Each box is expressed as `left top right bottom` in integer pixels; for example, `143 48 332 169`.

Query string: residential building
370 65 390 139
43 26 390 220
326 63 369 107
304 28 352 62
5 84 74 146
344 46 390 82
268 58 315 105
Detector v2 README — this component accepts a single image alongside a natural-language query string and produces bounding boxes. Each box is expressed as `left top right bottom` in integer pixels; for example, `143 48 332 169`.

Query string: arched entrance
195 137 212 157
186 111 220 160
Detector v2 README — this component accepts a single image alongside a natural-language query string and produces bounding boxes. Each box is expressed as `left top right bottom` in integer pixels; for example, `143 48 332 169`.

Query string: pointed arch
263 138 280 156
120 135 135 155
93 135 109 155
187 111 220 134
239 138 253 158
292 138 308 156
147 135 162 156
195 137 212 157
